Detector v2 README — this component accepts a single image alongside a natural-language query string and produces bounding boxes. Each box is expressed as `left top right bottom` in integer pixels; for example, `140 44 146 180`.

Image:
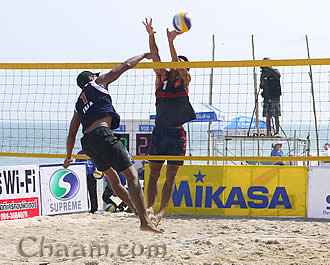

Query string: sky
1 0 330 63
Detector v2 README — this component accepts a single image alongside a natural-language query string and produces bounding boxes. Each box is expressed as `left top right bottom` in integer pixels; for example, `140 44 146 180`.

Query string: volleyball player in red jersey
143 18 196 226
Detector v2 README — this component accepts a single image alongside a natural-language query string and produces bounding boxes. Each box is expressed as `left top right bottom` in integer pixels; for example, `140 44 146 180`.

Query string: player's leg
154 164 179 225
154 127 185 225
146 128 164 218
116 165 163 233
147 161 164 216
82 127 162 233
107 141 162 233
104 169 137 215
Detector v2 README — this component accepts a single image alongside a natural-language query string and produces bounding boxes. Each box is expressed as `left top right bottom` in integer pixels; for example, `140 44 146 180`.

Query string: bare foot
146 207 154 218
146 207 157 225
140 223 164 233
153 213 162 226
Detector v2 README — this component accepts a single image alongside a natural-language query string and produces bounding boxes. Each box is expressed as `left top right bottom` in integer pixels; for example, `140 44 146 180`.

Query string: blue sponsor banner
149 112 218 122
192 112 217 122
139 124 154 132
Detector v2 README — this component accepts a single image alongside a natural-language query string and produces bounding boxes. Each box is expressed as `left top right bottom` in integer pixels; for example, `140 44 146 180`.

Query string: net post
207 34 216 165
305 35 320 165
251 35 261 162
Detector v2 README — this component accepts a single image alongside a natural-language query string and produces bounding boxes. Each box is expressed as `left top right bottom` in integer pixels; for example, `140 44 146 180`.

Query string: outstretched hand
142 18 156 35
63 157 73 168
167 28 182 42
144 52 159 60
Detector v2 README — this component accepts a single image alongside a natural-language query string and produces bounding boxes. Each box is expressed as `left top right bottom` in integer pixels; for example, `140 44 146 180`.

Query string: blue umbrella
210 116 267 137
225 116 266 129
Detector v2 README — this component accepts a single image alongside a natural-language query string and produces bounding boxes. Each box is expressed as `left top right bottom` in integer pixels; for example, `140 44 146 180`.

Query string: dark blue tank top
75 80 120 132
155 72 196 128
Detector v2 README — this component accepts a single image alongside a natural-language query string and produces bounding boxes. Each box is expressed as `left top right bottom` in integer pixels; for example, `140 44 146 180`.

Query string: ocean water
0 121 329 167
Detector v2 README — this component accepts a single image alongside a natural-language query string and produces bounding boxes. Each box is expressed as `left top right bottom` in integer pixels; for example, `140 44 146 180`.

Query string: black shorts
148 127 186 166
81 126 134 172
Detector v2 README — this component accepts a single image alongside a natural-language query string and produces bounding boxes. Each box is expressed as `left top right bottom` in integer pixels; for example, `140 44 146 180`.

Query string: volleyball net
1 59 330 163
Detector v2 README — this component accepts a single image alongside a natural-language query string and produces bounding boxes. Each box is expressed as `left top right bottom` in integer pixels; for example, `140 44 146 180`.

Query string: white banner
307 167 330 219
39 163 88 216
0 165 40 221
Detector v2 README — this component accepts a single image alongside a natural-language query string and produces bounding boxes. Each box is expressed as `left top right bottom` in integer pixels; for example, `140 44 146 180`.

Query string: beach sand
0 212 329 265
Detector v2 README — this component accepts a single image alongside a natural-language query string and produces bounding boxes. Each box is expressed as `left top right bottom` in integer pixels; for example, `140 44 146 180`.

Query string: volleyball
173 12 192 33
104 203 116 212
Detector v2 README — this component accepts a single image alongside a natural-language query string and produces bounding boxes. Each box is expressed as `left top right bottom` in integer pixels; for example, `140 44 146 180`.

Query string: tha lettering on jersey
82 101 94 114
81 92 94 114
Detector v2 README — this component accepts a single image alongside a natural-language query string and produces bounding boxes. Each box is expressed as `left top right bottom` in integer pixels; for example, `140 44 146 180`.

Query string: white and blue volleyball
104 203 116 212
173 12 192 33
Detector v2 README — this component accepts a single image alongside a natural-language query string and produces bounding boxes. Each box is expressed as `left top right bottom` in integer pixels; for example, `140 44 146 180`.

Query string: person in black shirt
260 57 282 136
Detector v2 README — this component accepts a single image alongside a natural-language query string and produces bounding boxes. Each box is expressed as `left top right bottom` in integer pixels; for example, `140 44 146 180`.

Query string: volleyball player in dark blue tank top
63 52 162 234
143 18 196 226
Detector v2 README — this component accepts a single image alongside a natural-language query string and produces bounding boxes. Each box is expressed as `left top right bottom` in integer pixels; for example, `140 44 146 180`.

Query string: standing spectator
75 150 98 213
271 142 285 165
260 57 282 136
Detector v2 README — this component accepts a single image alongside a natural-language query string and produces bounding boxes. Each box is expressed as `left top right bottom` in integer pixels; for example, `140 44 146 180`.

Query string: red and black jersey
75 80 120 132
155 72 196 128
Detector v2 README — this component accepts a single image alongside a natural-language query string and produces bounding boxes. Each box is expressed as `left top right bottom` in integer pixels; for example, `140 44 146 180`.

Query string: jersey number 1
81 93 88 104
162 80 168 90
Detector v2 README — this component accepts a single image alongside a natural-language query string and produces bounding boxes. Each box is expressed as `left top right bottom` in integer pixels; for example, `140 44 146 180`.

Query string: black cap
76 71 100 89
178 55 189 62
178 55 190 71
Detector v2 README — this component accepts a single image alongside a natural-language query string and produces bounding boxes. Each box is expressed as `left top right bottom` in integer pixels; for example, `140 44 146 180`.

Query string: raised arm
143 18 159 55
95 52 157 88
142 18 166 77
64 111 80 168
167 29 191 89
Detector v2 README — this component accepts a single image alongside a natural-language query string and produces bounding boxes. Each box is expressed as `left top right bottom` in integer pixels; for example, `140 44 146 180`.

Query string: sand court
0 212 329 265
